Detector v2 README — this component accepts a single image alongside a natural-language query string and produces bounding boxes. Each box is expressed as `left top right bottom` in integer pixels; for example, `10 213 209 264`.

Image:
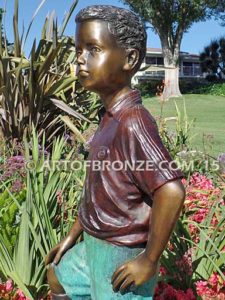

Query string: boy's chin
78 80 93 91
79 82 101 94
78 80 126 95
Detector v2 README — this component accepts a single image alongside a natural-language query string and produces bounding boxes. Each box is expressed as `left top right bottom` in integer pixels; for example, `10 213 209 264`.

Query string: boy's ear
123 49 140 71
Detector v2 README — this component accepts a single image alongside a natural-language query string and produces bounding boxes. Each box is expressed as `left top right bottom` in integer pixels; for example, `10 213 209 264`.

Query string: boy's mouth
78 70 89 77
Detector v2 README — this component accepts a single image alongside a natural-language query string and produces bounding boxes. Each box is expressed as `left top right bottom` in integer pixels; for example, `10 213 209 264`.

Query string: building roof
146 47 199 57
147 47 162 53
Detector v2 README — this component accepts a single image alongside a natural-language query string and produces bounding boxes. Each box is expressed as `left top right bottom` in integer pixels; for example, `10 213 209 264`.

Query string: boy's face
75 20 129 95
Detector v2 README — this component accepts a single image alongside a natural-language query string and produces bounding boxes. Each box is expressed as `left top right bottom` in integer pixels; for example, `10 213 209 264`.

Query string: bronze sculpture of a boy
45 5 185 300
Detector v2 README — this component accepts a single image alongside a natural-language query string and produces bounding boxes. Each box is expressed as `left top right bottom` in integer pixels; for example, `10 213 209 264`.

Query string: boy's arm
45 217 83 266
111 179 185 292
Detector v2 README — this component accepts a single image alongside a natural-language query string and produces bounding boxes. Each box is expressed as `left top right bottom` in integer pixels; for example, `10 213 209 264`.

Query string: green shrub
135 79 163 97
136 78 225 97
191 82 225 96
178 79 207 94
0 189 26 255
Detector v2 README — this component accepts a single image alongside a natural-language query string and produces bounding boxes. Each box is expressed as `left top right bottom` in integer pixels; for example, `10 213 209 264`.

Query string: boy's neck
99 86 133 111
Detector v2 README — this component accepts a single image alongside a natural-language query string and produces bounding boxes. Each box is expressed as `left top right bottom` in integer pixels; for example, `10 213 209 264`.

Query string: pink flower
15 289 30 300
211 216 219 227
183 172 224 242
208 272 219 288
5 279 13 292
181 178 187 185
196 280 208 296
218 293 225 300
188 223 197 234
195 279 224 299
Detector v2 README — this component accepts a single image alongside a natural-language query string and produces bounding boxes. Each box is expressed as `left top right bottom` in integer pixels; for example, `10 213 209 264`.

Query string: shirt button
97 146 109 159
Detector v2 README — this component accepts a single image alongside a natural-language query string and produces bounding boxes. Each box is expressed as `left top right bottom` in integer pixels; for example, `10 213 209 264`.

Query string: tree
199 37 225 80
122 0 225 99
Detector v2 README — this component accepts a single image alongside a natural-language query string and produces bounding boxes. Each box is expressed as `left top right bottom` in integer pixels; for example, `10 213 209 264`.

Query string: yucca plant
158 99 196 159
0 127 85 298
0 0 98 146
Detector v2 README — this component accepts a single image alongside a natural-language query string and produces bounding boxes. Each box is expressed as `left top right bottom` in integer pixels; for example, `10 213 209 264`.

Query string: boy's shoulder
118 103 158 132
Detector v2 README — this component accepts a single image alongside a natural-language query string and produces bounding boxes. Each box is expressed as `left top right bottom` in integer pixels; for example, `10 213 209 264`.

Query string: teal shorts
54 233 158 300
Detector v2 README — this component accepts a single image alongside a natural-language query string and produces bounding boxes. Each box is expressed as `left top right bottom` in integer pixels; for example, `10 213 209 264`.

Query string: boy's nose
77 55 84 65
77 50 88 65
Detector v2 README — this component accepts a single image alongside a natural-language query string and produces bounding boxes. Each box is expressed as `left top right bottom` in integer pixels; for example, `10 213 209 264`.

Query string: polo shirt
78 89 183 246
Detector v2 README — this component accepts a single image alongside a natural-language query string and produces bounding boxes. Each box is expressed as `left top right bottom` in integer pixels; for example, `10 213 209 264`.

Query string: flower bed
154 172 225 299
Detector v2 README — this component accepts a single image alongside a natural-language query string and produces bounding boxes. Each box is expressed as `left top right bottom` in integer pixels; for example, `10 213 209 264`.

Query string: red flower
154 282 197 300
159 266 167 276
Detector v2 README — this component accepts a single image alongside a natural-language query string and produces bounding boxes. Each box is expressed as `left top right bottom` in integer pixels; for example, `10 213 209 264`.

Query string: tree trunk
162 64 182 100
161 43 182 100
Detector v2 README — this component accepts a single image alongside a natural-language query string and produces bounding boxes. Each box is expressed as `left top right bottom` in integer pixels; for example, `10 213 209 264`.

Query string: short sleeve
120 105 183 197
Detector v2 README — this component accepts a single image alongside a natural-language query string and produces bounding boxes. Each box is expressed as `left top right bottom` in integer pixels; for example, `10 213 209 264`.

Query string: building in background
133 48 203 85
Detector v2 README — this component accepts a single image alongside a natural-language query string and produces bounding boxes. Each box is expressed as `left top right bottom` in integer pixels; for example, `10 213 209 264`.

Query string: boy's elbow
153 179 186 205
172 179 186 203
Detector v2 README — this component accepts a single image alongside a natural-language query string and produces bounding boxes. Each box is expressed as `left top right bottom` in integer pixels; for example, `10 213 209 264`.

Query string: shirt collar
106 89 142 117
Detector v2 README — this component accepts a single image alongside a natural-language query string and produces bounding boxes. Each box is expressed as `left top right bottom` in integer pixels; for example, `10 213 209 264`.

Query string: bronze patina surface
45 5 185 299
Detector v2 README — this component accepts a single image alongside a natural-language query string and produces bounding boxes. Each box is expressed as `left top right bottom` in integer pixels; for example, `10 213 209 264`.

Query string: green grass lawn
143 94 225 157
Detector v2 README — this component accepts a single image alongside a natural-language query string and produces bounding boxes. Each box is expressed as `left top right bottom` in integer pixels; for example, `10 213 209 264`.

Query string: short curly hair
75 5 147 71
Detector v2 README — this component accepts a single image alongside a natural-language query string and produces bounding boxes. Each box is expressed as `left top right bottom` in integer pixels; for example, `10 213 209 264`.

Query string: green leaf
51 98 92 123
59 0 79 37
45 76 76 96
22 0 47 50
13 0 21 57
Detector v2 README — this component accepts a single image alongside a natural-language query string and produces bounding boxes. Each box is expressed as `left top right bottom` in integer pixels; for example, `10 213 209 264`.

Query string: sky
1 0 225 56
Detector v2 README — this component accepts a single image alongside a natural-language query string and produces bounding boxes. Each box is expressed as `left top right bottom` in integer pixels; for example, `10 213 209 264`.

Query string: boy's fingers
112 270 128 292
119 275 134 293
45 247 58 265
45 252 53 266
111 264 126 283
53 250 64 265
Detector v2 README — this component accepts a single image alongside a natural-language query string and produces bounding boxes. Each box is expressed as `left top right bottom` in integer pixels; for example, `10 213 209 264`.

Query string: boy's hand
111 251 158 293
45 236 75 266
45 217 83 267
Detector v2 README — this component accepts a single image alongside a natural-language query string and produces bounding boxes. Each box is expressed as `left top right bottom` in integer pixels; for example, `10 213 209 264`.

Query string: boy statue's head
75 5 147 95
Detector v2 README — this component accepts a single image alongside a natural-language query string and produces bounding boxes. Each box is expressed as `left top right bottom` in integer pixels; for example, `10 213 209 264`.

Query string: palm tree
200 38 225 80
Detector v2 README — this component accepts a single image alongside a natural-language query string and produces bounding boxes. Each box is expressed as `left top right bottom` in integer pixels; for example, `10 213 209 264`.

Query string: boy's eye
90 46 101 54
